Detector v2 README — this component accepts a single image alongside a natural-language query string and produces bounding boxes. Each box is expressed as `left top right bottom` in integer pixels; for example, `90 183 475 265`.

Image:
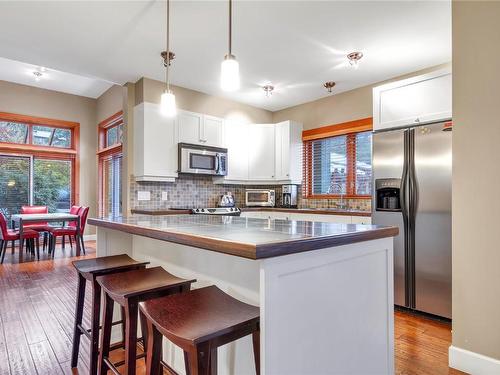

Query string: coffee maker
281 184 298 208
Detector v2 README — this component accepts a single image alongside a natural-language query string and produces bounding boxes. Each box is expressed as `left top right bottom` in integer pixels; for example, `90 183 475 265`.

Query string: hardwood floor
0 241 466 375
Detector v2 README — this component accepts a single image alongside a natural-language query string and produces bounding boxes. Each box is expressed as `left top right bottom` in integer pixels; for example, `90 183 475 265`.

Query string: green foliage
33 160 71 213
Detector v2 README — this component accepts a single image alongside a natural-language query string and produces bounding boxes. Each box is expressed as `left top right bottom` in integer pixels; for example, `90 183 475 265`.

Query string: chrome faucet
330 182 348 210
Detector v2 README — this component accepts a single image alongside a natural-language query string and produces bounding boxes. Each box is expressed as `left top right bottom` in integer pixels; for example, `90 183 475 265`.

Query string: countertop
88 215 396 260
130 207 371 217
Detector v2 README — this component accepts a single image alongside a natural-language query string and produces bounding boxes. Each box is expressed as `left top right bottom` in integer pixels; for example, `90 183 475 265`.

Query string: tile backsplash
130 175 371 211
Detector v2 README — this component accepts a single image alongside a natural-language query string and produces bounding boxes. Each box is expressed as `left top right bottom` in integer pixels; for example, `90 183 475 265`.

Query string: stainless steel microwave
178 143 228 176
245 189 275 207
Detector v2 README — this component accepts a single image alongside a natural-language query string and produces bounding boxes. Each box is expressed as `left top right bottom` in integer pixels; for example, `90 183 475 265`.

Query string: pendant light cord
228 0 232 56
166 0 170 92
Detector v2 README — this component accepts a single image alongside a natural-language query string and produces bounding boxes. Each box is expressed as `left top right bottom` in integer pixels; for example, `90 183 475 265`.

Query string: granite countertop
88 215 396 260
131 207 371 217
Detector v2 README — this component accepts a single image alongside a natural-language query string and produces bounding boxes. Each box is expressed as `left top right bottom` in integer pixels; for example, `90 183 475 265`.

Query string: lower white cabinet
240 211 372 224
133 102 178 182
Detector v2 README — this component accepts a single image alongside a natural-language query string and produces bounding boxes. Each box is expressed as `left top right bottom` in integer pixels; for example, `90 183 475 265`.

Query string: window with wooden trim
302 118 373 199
0 112 79 220
98 111 123 217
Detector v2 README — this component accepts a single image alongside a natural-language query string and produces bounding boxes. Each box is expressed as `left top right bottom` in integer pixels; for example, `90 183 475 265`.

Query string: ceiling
0 1 451 111
0 57 114 98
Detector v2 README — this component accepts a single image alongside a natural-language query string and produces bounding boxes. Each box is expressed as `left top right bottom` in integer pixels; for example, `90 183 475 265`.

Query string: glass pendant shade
160 90 177 117
220 55 240 92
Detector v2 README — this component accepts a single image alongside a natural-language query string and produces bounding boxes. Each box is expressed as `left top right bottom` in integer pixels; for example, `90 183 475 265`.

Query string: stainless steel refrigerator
372 122 452 319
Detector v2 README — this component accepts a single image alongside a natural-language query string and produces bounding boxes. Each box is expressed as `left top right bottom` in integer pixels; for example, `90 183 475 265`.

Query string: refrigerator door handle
401 129 411 307
408 128 417 309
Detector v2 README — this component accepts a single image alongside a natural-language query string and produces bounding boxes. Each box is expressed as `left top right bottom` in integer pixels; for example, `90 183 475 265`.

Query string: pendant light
160 0 176 117
220 0 240 91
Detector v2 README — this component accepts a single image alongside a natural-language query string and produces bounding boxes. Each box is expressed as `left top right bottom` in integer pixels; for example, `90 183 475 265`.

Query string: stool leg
209 347 218 375
184 351 191 375
99 293 114 375
89 280 102 375
145 320 162 375
139 310 148 352
124 300 139 375
71 273 86 367
188 343 210 375
252 330 260 375
120 305 127 344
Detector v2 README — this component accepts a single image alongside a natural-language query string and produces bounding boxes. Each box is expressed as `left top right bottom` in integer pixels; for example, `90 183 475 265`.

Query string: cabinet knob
286 174 289 177
414 118 420 123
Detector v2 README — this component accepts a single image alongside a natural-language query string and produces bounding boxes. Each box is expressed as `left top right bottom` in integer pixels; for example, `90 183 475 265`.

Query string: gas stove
191 207 241 216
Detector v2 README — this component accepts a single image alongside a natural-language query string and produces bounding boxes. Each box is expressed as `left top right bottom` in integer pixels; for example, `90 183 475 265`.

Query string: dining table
10 212 81 262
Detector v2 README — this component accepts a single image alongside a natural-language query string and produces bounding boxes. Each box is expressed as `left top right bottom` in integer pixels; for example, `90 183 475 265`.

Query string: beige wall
0 80 97 234
452 1 500 361
272 64 450 130
136 78 273 124
96 84 125 123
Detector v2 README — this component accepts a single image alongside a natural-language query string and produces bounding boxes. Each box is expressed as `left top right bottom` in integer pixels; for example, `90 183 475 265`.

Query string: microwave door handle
215 154 220 174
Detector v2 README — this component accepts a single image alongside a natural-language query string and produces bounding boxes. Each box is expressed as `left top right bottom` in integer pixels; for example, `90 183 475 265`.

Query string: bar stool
71 254 150 375
140 285 260 375
97 266 196 375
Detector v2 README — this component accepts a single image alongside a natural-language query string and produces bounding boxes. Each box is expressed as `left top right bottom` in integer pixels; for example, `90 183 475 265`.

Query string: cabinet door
224 120 248 180
178 111 203 144
248 124 276 180
351 216 372 225
274 121 289 180
134 102 178 181
373 69 452 131
202 115 223 147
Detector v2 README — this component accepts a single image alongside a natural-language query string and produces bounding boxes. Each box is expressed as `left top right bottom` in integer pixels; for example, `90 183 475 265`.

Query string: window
98 111 123 216
303 118 372 198
0 112 79 220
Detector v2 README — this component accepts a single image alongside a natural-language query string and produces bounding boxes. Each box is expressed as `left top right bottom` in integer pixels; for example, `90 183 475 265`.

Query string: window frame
0 111 80 205
302 117 373 200
97 111 123 216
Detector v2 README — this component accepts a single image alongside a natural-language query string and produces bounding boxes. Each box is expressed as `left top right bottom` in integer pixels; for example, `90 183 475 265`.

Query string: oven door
180 145 226 175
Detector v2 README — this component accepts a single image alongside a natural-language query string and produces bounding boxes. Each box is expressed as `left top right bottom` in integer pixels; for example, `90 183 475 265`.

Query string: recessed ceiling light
323 81 336 93
347 52 363 69
262 85 274 97
33 71 43 81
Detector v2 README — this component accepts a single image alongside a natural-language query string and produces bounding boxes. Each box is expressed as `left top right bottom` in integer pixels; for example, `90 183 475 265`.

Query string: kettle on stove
218 191 235 207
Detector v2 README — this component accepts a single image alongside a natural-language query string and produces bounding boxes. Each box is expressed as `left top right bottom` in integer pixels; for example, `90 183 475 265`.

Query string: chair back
68 205 82 227
20 206 48 214
0 213 9 239
78 207 90 234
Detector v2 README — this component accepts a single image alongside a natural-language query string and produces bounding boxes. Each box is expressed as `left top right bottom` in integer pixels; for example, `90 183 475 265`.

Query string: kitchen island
89 214 397 375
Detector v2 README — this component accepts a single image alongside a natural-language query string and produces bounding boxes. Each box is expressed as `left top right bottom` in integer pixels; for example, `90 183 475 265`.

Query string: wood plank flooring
0 241 467 375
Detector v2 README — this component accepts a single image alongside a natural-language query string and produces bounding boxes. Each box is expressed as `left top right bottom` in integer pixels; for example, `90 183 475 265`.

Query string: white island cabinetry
92 215 395 375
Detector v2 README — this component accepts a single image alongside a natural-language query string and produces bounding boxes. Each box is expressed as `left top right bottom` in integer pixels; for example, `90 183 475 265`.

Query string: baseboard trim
449 345 500 374
83 234 96 241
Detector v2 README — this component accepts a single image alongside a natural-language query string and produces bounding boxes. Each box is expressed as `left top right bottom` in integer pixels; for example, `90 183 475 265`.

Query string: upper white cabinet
216 120 303 184
248 124 276 180
223 120 249 180
133 102 178 182
178 110 223 147
275 121 303 184
373 68 452 131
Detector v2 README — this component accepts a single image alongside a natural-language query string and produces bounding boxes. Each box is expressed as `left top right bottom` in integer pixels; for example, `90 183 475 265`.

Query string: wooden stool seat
71 254 149 375
97 266 196 375
73 254 148 279
140 286 260 375
141 285 259 345
98 266 191 302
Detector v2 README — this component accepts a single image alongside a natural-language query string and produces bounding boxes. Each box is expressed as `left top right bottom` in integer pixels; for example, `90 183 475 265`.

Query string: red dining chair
20 205 50 252
48 206 89 257
61 205 82 250
0 213 40 263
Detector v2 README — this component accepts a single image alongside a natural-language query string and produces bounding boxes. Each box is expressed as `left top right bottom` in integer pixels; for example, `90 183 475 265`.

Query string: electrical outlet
161 191 169 201
137 191 151 201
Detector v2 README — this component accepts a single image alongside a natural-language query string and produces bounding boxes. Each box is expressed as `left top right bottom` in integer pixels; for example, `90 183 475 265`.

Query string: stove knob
201 208 205 212
195 209 199 213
